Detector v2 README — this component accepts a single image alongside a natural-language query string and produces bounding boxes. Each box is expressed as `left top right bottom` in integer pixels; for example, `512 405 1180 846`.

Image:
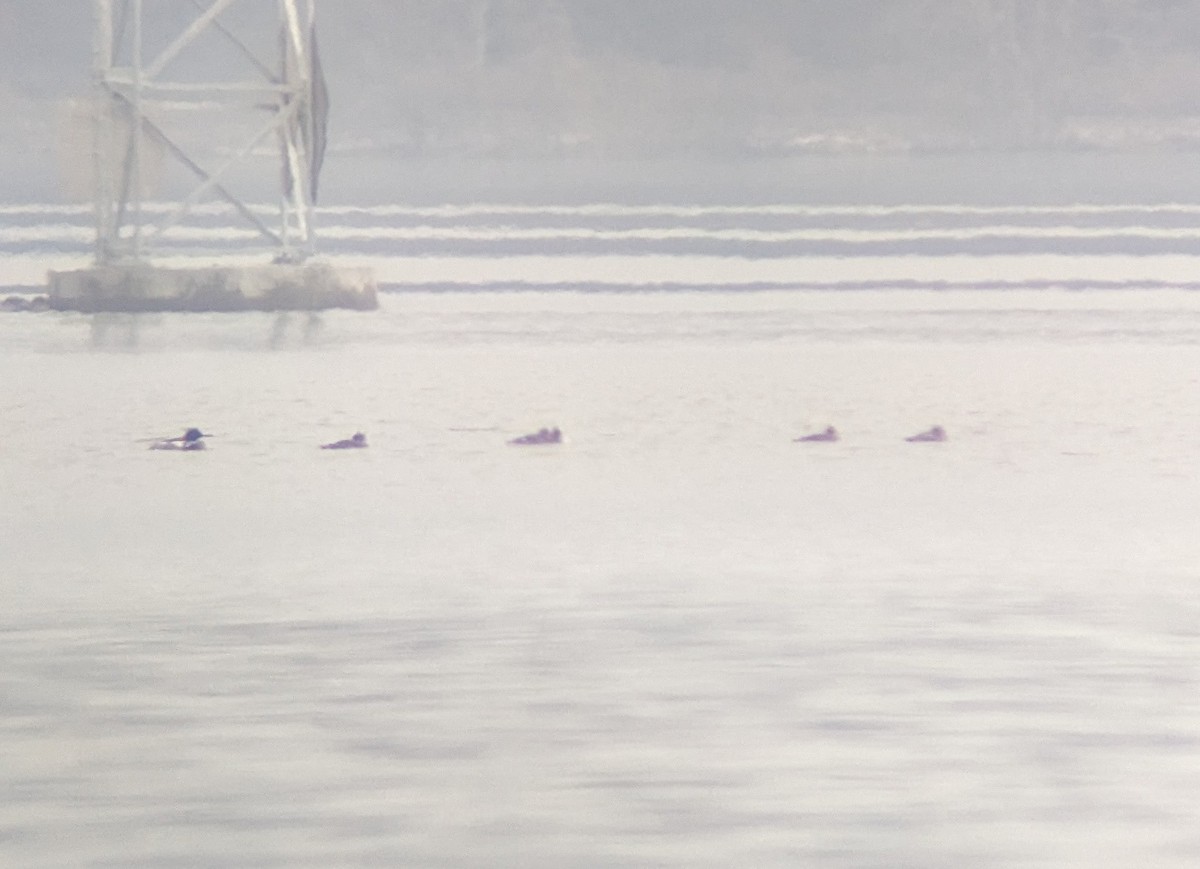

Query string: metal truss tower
91 0 328 266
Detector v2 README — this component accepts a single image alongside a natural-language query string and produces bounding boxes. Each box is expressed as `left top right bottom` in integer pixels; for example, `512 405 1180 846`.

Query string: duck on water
509 427 562 445
794 425 839 443
906 425 947 443
321 432 367 450
149 428 210 451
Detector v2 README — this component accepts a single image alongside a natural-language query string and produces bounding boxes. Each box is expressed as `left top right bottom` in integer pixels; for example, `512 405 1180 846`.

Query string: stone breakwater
45 263 378 313
1 295 50 313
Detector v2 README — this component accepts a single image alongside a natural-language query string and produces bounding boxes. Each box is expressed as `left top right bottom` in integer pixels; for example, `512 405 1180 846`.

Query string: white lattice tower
92 0 327 265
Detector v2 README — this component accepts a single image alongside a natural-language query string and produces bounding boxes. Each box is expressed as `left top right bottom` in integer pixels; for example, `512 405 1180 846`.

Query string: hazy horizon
5 1 1200 203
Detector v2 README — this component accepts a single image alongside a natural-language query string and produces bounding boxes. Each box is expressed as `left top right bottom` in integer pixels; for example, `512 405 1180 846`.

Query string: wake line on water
379 279 1200 294
10 201 1200 290
317 202 1200 218
318 224 1200 243
12 223 1200 245
14 202 1200 219
335 252 1200 289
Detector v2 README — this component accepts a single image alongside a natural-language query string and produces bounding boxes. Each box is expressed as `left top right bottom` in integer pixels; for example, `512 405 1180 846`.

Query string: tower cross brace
91 0 327 266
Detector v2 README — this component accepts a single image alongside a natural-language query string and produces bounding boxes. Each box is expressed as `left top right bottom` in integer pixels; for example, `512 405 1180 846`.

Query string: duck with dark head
321 432 368 450
150 428 210 451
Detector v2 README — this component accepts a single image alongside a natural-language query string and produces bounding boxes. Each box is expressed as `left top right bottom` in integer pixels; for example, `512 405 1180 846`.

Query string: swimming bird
321 432 368 450
794 425 839 443
149 427 210 451
905 425 946 443
508 427 562 445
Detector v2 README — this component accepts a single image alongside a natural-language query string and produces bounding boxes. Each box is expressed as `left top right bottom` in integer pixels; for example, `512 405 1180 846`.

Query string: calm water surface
2 290 1199 867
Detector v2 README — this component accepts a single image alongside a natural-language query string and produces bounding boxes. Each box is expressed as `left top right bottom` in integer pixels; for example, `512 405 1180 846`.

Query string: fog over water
7 2 1200 202
4 4 1200 867
4 289 1200 866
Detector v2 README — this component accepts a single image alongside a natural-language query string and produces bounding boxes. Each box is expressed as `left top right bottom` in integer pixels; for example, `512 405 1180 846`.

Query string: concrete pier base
46 263 378 312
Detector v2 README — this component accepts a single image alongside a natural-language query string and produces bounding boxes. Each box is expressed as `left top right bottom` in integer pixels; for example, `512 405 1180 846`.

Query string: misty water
3 205 1200 867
